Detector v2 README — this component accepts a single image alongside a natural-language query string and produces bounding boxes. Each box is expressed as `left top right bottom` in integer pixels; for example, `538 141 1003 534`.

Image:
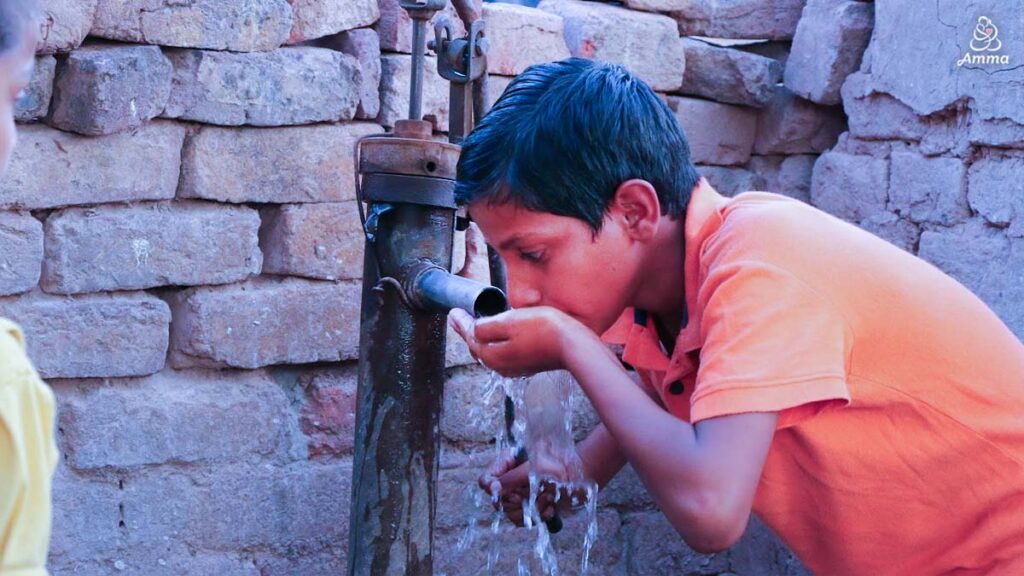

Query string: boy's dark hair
0 0 36 54
455 57 701 232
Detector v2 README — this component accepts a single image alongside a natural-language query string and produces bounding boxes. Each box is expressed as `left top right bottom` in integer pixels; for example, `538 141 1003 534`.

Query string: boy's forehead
468 200 567 245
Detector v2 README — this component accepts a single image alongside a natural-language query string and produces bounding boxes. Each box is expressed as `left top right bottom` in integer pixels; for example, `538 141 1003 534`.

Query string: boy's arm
576 422 627 489
451 307 777 553
565 334 776 552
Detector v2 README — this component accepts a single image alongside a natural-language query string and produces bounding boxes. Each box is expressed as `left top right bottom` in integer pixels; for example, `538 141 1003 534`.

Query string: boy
449 58 1024 574
0 1 59 575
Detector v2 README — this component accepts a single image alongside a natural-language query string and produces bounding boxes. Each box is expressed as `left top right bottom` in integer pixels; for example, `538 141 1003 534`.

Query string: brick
0 291 169 378
287 0 379 44
785 0 873 106
859 212 920 253
0 212 42 296
669 0 806 41
58 369 290 469
0 121 185 210
47 44 172 136
697 165 766 196
746 154 816 203
377 0 465 54
887 152 968 227
168 277 360 369
163 47 360 126
379 54 451 130
486 74 514 111
434 509 623 575
539 0 684 92
442 366 504 445
47 466 122 564
446 323 477 368
483 3 570 76
37 0 98 54
810 151 888 223
179 122 382 203
15 56 56 122
318 28 381 120
840 72 929 142
738 40 791 67
260 202 362 281
296 366 358 458
41 201 262 295
968 115 1024 151
967 153 1024 238
189 462 351 548
623 0 689 13
919 221 1024 339
754 87 846 155
666 96 757 166
677 38 781 108
90 0 293 52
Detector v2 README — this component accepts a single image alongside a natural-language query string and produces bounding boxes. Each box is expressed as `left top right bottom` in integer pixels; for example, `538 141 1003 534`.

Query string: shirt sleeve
690 260 853 429
0 321 58 573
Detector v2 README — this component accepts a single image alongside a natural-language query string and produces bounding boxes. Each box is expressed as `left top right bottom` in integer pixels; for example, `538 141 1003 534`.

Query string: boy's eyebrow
497 234 525 251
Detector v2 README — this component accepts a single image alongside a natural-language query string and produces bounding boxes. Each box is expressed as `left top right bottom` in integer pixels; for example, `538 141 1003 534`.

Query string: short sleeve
690 261 853 429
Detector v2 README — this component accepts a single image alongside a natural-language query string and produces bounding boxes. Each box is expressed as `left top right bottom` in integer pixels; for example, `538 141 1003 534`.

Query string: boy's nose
507 278 542 309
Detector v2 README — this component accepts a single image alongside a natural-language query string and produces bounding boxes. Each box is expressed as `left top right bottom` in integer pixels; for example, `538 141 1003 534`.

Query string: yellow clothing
0 318 57 576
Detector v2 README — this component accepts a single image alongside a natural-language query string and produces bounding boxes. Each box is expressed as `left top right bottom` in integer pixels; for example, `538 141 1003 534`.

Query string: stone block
697 165 766 196
483 3 570 76
0 122 185 210
296 366 358 458
677 38 781 108
287 0 379 44
666 96 757 166
746 154 816 203
15 56 56 122
919 220 1024 338
442 366 503 445
539 0 684 92
47 44 172 135
42 201 262 294
887 152 968 227
841 72 929 142
670 0 806 41
168 277 360 369
486 74 514 110
58 369 290 469
785 0 873 105
90 0 293 52
377 0 465 54
754 87 846 155
260 202 363 281
37 0 98 54
163 47 360 126
967 153 1024 238
809 151 888 223
179 122 382 203
0 291 169 378
0 212 42 296
320 28 381 119
379 54 450 130
859 212 920 254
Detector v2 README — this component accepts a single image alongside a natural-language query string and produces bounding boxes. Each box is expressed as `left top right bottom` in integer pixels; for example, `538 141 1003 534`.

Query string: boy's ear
611 179 661 241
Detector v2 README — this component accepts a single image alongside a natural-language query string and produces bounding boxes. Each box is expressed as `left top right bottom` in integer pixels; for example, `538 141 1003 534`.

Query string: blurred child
0 1 59 575
449 58 1024 574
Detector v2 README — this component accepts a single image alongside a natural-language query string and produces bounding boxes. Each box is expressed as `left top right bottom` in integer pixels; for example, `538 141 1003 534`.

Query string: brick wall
2 0 1021 574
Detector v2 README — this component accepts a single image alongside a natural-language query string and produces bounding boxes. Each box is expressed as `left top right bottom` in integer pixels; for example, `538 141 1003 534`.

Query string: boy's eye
520 250 544 263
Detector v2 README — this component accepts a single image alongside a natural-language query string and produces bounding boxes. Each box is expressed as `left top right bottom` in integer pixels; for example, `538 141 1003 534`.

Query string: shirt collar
601 179 730 371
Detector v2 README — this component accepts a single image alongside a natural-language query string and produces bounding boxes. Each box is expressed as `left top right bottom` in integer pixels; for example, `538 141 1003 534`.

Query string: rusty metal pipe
408 263 508 317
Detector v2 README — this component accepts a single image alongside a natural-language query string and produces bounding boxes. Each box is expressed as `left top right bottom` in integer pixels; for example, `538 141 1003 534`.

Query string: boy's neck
632 213 687 338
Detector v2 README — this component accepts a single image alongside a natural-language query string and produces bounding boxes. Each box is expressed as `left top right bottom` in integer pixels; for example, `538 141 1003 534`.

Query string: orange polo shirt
602 181 1024 575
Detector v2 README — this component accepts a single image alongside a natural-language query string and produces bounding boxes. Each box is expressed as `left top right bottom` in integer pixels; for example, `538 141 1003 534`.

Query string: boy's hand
479 450 584 527
448 307 595 377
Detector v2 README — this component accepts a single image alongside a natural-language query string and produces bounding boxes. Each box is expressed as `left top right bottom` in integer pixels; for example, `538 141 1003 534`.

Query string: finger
507 508 525 527
473 313 514 343
448 309 475 341
496 459 530 488
541 503 555 521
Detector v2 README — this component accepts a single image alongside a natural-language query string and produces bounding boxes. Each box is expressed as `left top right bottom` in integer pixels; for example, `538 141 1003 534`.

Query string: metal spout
407 262 508 317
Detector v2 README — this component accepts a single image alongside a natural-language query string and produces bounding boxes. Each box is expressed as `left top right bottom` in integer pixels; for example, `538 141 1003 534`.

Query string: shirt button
668 380 685 395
